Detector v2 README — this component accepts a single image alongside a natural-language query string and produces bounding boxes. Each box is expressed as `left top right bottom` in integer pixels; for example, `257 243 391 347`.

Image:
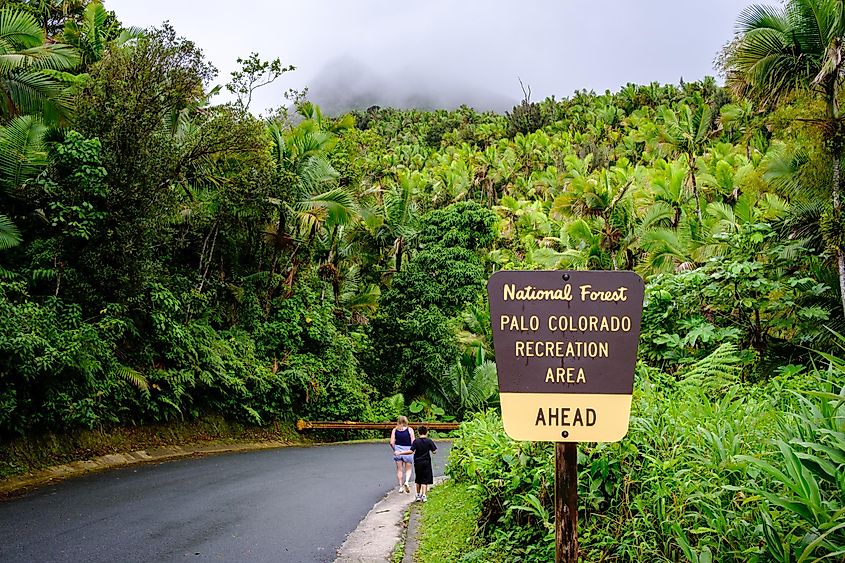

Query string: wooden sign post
487 270 644 563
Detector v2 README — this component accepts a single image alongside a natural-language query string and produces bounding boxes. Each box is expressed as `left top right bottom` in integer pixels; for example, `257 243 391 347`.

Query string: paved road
0 441 450 563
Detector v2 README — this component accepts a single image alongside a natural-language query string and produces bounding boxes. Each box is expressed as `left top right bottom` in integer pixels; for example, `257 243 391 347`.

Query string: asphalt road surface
0 441 450 563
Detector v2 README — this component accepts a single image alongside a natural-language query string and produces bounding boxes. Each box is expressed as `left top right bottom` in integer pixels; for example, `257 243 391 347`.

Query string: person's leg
403 461 412 491
395 460 404 491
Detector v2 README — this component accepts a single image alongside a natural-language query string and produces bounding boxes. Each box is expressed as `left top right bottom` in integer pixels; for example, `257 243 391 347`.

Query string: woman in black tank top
390 416 415 492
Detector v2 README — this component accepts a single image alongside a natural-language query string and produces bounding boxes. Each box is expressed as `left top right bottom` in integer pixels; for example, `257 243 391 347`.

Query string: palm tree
0 114 47 247
380 170 420 273
0 114 47 279
0 8 80 123
0 213 19 254
650 158 689 228
61 1 136 68
658 102 713 223
431 356 498 417
264 115 354 293
725 0 845 315
719 100 758 159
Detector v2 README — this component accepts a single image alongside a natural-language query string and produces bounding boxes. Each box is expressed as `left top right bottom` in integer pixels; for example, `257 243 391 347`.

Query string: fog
306 57 518 114
108 0 759 114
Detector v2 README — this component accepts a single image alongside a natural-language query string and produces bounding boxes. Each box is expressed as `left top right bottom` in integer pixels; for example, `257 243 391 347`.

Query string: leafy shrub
640 236 830 376
446 357 844 562
506 100 550 138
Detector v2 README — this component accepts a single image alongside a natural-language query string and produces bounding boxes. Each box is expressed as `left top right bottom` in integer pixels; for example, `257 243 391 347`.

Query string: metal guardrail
295 420 460 432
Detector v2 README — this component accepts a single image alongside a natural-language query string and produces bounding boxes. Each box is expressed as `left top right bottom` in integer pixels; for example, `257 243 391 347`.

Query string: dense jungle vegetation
0 0 843 560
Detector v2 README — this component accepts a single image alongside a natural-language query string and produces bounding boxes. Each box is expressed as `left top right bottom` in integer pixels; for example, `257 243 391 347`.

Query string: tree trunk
265 211 288 311
824 88 845 317
395 237 404 273
833 151 845 317
689 153 702 223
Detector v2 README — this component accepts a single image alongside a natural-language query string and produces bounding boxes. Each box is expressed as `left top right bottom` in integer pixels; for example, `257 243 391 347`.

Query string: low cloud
306 57 518 115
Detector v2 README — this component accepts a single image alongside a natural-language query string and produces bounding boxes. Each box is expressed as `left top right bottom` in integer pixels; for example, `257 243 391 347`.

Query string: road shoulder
336 476 446 563
334 486 417 562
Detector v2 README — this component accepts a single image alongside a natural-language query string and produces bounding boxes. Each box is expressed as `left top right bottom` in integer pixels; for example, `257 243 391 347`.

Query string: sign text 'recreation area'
488 270 645 442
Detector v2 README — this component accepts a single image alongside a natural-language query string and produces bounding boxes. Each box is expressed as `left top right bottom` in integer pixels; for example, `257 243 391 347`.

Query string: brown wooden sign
488 270 644 442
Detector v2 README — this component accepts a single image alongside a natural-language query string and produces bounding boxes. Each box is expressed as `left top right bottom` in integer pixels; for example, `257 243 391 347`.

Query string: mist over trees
305 57 518 115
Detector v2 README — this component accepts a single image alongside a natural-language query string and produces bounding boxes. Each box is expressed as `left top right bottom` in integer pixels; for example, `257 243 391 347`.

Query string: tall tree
725 0 845 315
658 102 713 223
72 23 215 302
264 114 354 296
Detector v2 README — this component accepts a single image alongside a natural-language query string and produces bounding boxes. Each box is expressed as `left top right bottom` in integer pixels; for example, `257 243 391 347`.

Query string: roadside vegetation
441 362 844 561
414 480 483 562
0 0 843 559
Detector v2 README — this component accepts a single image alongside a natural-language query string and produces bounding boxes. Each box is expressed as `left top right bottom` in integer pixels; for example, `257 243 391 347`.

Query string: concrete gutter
334 486 417 562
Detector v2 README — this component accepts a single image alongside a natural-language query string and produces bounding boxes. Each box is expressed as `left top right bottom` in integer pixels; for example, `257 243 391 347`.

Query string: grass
414 480 483 562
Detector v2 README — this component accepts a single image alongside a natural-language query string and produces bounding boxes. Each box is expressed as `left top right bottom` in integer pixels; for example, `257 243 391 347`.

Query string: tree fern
679 342 743 392
114 364 150 396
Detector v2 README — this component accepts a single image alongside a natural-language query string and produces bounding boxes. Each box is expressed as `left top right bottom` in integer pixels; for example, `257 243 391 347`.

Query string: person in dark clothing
396 425 437 501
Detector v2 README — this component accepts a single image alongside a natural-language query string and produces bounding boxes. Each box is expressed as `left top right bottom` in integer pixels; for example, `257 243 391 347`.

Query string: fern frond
115 365 150 395
680 343 743 393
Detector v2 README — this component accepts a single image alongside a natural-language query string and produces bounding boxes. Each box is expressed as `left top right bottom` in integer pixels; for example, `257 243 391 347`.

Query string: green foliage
640 224 831 374
61 1 125 68
368 393 406 422
447 358 844 562
0 281 129 436
418 200 497 251
37 131 107 240
0 7 80 122
506 99 551 138
2 16 845 560
367 304 458 396
367 201 494 399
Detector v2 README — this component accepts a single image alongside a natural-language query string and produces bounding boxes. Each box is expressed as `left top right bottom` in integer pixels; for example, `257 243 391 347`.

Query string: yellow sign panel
488 270 644 443
499 393 632 442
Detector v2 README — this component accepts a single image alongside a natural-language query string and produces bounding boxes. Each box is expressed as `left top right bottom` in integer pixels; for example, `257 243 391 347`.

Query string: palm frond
0 114 47 191
2 69 74 120
638 201 674 232
0 9 43 50
736 4 789 34
299 187 356 226
0 213 21 249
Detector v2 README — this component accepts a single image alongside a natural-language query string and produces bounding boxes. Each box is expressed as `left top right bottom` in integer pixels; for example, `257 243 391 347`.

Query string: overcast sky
107 0 758 114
